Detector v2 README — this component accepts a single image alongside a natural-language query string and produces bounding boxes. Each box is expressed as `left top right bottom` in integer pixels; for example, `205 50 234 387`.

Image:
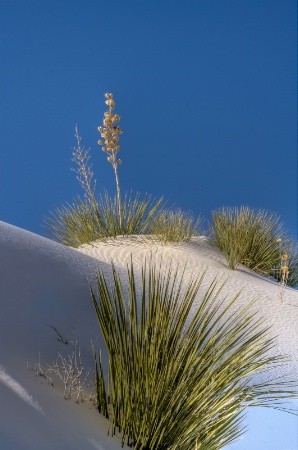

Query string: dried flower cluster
98 93 123 224
98 93 123 165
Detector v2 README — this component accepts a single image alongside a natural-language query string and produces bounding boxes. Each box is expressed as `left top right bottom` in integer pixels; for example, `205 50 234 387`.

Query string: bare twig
72 126 97 208
46 324 75 345
47 341 92 403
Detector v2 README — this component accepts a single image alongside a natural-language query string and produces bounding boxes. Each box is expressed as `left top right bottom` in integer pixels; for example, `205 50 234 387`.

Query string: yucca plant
98 191 164 237
210 207 289 273
91 261 297 449
44 196 106 247
45 192 164 247
149 209 203 245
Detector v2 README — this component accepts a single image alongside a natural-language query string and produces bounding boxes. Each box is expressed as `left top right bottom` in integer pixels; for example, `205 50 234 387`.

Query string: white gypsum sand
0 222 297 450
76 235 298 381
0 221 128 450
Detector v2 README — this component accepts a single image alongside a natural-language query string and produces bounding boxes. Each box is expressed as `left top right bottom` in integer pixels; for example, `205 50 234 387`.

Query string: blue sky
0 1 297 448
0 0 296 239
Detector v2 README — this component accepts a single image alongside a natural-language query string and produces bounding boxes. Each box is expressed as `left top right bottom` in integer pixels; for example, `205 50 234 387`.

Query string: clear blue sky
0 0 296 239
0 1 297 447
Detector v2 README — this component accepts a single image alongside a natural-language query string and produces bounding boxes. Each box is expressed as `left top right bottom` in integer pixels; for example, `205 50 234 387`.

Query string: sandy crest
77 235 298 383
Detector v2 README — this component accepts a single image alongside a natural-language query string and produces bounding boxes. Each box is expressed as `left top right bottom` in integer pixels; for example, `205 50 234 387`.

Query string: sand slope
0 222 128 450
77 235 298 381
0 222 297 450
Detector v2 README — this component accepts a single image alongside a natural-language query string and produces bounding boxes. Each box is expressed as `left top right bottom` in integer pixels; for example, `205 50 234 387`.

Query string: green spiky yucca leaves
91 261 297 450
149 209 203 245
45 192 164 247
211 207 288 272
45 197 104 247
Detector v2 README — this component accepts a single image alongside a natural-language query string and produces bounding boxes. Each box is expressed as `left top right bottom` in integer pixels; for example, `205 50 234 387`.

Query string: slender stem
113 161 122 230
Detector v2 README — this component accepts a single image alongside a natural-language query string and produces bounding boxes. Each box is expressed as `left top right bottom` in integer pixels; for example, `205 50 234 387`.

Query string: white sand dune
77 235 298 382
0 221 297 450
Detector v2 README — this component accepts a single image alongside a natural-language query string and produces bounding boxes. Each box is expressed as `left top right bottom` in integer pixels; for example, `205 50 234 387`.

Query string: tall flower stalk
98 93 123 228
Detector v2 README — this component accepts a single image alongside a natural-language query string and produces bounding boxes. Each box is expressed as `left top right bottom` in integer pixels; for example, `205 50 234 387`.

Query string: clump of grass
210 206 289 274
45 192 164 247
91 261 297 450
45 197 105 247
97 191 164 238
149 209 203 244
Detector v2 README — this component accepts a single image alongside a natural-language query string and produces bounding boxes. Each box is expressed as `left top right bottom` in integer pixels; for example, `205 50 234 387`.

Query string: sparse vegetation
45 93 201 246
274 238 298 288
91 261 297 449
45 192 165 247
47 343 92 403
149 209 203 244
27 332 96 404
45 94 297 285
45 196 102 247
211 207 286 272
29 341 94 404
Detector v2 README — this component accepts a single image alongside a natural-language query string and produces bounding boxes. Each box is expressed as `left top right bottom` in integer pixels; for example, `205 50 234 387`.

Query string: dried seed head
103 118 112 127
98 93 122 169
105 99 115 109
112 126 123 134
111 114 119 123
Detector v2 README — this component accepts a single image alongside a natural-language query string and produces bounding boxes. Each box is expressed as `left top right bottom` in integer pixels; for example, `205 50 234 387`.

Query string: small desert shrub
149 209 203 244
91 261 296 450
46 343 92 403
210 206 289 273
273 239 298 288
45 192 164 247
30 347 93 404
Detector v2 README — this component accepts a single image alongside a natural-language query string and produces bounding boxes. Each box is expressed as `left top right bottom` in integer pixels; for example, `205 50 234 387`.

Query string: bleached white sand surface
0 222 128 450
0 222 297 450
77 235 298 381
